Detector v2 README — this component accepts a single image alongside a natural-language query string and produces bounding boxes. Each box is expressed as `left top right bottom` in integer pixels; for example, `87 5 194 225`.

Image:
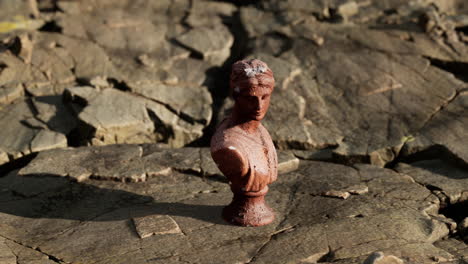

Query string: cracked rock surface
0 0 467 263
2 145 465 263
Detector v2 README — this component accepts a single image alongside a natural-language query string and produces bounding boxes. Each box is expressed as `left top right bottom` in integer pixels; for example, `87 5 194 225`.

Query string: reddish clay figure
211 59 277 227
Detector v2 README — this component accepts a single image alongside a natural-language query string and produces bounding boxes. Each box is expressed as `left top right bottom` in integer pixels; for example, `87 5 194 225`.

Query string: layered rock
0 96 74 165
1 146 461 263
232 7 468 167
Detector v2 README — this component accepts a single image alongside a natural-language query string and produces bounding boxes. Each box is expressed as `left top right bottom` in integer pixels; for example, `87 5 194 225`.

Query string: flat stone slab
133 215 182 238
4 146 466 263
18 144 303 182
395 159 468 204
400 91 468 166
0 97 74 165
175 25 234 65
65 86 211 147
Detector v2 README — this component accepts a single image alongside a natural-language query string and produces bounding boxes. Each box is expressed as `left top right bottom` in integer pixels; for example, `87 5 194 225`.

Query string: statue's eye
261 95 269 100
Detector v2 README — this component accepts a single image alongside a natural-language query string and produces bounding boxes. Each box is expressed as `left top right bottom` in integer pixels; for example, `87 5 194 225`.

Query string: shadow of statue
0 170 227 226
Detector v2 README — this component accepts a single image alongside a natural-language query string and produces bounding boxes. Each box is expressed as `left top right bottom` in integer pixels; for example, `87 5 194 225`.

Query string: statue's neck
230 111 260 134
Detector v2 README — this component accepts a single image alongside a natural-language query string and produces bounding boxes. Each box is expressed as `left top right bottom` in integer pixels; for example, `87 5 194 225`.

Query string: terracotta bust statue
211 59 277 226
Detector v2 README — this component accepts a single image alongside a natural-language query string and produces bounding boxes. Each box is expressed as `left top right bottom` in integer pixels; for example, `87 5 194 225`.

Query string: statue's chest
240 131 277 176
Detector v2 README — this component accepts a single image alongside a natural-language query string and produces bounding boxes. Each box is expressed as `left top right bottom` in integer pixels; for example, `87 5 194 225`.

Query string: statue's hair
230 59 275 96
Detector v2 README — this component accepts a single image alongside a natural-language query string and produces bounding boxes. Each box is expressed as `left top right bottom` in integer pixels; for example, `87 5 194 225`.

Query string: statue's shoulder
211 120 249 177
211 142 249 179
211 119 245 151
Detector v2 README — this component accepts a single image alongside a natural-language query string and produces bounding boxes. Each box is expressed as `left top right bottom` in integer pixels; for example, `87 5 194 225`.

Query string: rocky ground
0 0 467 263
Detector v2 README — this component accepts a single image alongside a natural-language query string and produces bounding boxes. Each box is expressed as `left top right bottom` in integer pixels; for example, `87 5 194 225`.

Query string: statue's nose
253 97 261 109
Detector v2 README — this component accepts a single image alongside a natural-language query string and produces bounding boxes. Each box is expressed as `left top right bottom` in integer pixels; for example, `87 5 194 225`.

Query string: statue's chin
249 115 264 121
236 111 265 122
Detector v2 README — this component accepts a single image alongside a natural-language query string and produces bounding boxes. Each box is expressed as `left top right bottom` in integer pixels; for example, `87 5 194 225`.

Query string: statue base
222 186 274 227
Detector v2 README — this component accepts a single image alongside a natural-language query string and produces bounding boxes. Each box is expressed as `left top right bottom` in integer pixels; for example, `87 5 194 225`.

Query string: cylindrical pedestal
222 186 275 226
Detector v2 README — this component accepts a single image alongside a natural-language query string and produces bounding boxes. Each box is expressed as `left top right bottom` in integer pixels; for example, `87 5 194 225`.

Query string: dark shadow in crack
0 171 228 226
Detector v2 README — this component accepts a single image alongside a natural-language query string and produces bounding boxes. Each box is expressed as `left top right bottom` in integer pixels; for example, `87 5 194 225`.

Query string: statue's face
235 84 272 121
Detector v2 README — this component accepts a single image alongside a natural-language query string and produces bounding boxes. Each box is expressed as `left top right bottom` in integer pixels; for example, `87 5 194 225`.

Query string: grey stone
0 151 8 164
127 82 212 125
350 27 468 63
459 217 468 236
25 83 70 97
237 9 467 166
66 86 207 147
88 76 109 88
35 33 118 81
19 144 146 182
309 46 462 166
19 145 206 182
0 100 38 161
0 1 33 21
323 190 351 199
293 148 334 161
395 160 468 204
0 237 16 264
4 149 462 263
1 1 468 262
169 58 211 87
337 1 359 21
56 1 81 14
401 92 468 165
30 129 67 153
32 95 78 134
0 51 49 91
0 169 70 198
354 163 439 214
175 25 233 65
110 54 178 85
145 101 206 148
347 185 369 195
11 35 76 94
0 83 23 104
435 238 468 261
57 9 167 55
200 147 221 176
240 7 284 37
12 33 33 64
142 147 202 175
3 238 60 263
142 41 191 67
136 54 156 68
60 55 212 147
250 225 329 263
75 88 155 145
186 0 236 28
363 252 403 264
277 151 300 174
133 215 182 238
260 0 327 15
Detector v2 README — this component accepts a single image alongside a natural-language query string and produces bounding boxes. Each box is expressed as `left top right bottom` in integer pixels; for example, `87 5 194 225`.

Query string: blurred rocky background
0 0 467 263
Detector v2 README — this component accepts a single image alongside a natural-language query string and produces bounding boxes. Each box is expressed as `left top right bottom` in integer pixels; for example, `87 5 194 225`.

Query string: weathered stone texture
5 146 465 263
0 0 467 262
395 160 468 204
0 97 75 164
176 25 234 66
232 12 468 167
